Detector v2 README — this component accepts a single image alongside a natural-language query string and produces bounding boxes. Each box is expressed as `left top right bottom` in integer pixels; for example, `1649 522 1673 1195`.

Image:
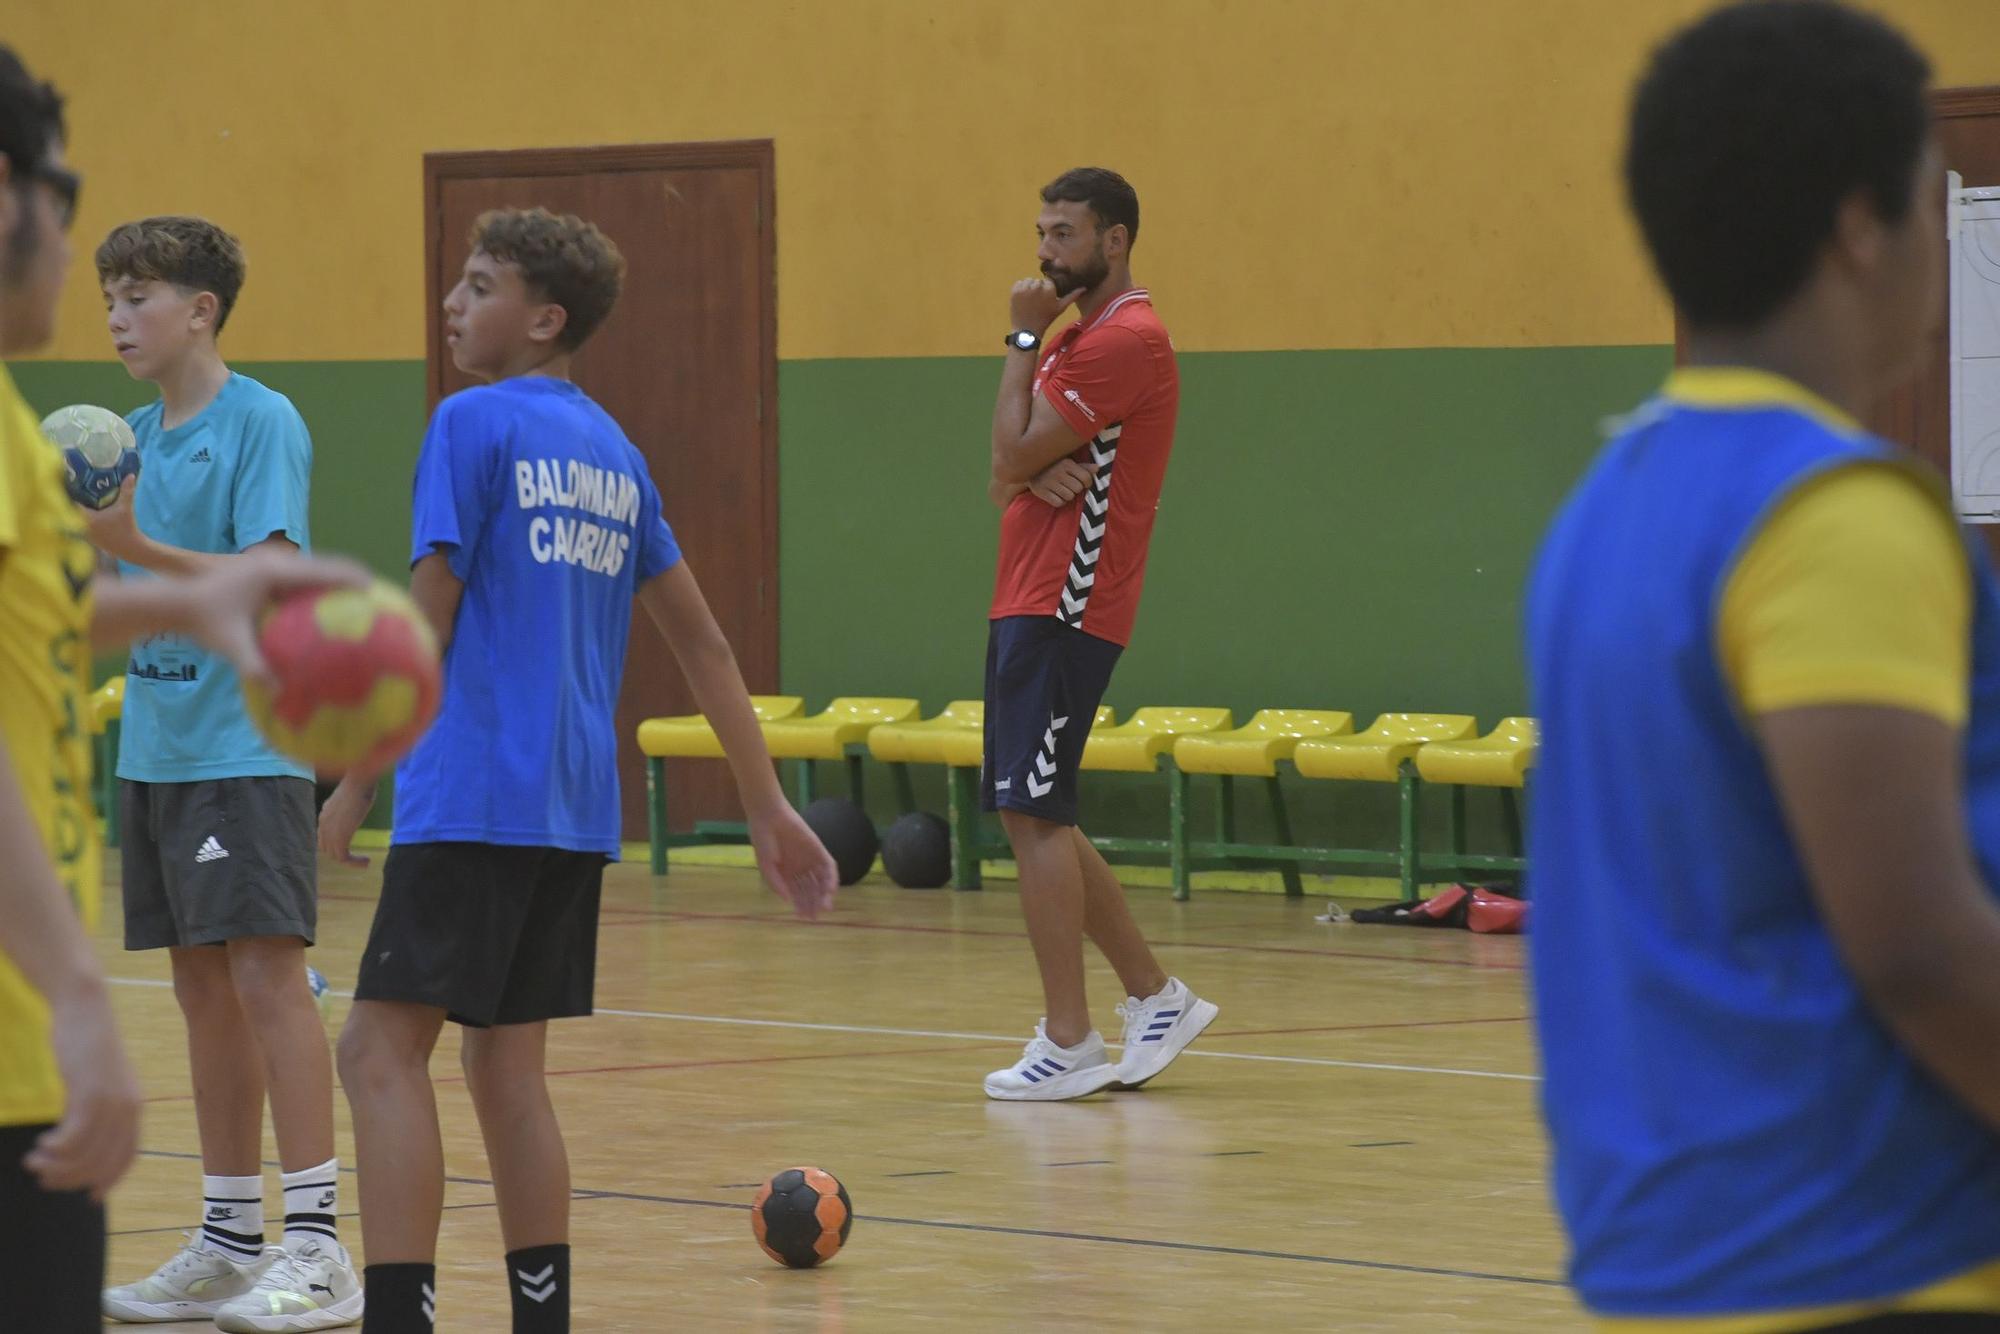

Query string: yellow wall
16 0 2000 361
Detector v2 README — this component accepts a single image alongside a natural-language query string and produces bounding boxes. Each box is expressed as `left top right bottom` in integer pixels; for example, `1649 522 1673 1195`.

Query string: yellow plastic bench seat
1415 717 1539 789
1292 713 1478 782
760 697 920 760
1082 707 1233 773
935 706 1116 769
1172 709 1354 777
89 675 126 736
637 696 804 760
867 700 984 765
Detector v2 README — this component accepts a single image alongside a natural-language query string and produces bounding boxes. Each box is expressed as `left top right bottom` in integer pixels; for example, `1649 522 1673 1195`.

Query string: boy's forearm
682 639 789 818
90 578 202 649
119 534 228 578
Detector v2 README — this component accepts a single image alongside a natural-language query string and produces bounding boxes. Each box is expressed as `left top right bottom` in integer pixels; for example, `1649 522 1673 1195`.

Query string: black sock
506 1244 570 1333
363 1263 435 1333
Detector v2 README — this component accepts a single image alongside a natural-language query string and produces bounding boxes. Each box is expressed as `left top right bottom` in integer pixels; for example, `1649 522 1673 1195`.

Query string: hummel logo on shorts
195 835 229 863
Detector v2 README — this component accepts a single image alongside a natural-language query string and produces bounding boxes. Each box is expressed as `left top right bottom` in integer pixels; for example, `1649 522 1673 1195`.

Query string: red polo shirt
989 288 1179 647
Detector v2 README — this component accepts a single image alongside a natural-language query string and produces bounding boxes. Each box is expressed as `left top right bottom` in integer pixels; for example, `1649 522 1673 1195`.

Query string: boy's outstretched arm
638 561 837 918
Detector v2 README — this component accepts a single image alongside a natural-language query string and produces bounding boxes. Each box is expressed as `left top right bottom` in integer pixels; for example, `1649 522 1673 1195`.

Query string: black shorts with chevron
981 614 1123 826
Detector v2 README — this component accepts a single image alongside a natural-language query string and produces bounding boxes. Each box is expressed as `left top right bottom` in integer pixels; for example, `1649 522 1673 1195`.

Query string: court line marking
592 903 1527 971
573 1186 1566 1288
124 1152 1565 1288
104 977 1542 1083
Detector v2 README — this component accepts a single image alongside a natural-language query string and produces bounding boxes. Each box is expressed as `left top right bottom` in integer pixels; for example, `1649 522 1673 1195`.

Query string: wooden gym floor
94 857 1579 1331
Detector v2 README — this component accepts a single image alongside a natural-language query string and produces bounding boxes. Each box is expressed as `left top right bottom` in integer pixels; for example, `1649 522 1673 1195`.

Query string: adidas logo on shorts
194 835 230 864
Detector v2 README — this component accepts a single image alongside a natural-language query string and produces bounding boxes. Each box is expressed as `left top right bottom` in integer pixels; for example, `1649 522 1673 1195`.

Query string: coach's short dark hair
0 46 65 183
1625 0 1931 329
1042 167 1140 248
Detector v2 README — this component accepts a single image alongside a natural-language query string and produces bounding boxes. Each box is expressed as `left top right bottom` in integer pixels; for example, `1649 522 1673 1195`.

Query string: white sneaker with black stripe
984 1021 1119 1101
213 1236 363 1332
103 1237 276 1322
1114 977 1218 1089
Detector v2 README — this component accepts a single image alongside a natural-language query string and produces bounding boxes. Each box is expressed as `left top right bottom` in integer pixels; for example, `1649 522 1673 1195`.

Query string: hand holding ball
41 404 141 510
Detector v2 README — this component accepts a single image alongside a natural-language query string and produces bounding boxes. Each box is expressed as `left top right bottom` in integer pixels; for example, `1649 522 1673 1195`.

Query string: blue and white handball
307 965 333 1022
40 403 140 510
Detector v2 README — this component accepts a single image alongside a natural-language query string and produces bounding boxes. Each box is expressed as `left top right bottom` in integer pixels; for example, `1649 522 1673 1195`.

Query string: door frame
419 139 780 636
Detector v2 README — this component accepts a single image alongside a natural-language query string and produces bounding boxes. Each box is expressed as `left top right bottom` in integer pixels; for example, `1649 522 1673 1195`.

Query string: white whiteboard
1951 171 2000 522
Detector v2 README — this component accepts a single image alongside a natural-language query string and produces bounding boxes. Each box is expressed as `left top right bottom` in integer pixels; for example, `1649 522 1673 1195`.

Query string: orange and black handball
750 1167 854 1268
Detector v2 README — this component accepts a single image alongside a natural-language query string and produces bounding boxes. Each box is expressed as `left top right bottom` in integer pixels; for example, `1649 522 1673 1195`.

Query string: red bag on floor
1466 887 1528 934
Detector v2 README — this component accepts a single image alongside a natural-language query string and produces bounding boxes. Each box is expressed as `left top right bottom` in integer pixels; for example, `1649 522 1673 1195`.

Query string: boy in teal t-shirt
85 216 360 1332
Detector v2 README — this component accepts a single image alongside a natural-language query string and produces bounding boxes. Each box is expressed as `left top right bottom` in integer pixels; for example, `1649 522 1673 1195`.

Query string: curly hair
470 207 626 351
94 216 247 332
1625 0 1931 329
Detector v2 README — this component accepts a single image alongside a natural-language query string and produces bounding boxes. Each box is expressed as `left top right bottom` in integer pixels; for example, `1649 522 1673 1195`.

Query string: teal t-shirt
116 372 314 782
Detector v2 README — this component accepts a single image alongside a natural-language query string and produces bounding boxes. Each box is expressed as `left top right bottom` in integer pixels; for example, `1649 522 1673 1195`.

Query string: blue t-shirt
391 376 681 857
118 372 313 783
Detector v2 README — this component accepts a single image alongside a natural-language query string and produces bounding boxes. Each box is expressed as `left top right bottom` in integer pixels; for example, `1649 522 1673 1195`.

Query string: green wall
777 346 1669 844
14 361 427 584
16 345 1669 849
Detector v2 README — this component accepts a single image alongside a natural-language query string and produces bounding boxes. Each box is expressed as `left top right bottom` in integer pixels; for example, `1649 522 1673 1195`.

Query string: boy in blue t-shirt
318 207 835 1334
86 216 361 1330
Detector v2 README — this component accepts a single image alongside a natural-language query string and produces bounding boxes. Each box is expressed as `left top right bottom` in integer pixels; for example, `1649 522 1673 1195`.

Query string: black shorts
981 615 1123 827
122 777 318 949
354 843 607 1028
0 1123 105 1332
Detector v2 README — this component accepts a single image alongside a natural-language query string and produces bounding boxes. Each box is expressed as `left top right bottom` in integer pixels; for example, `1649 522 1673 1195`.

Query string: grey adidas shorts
120 777 318 949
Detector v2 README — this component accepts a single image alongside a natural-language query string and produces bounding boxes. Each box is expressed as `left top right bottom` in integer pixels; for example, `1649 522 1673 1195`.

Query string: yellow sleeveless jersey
0 362 99 1128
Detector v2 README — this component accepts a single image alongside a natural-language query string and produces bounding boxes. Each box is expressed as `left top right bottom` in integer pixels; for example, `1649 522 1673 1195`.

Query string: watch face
1013 332 1035 348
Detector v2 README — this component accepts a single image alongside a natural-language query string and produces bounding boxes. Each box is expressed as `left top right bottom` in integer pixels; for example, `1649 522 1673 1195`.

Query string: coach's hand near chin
1009 278 1081 335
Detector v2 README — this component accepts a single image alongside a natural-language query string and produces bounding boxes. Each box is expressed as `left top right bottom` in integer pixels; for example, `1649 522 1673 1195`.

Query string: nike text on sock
281 1156 341 1246
200 1173 265 1261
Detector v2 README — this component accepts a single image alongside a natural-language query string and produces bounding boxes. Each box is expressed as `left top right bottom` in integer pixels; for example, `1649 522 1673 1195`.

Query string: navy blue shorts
981 615 1122 826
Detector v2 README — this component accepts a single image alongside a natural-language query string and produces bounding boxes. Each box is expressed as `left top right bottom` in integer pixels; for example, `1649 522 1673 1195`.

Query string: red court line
595 905 1525 971
140 1040 1003 1105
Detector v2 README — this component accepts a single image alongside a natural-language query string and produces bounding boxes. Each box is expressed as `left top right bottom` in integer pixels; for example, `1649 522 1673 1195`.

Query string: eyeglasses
27 162 80 230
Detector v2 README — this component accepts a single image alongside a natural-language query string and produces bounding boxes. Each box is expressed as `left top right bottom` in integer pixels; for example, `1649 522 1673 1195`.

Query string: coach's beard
1043 253 1109 299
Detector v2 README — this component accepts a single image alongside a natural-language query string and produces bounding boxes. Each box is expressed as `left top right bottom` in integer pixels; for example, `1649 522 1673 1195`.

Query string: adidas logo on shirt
195 836 230 864
190 447 213 463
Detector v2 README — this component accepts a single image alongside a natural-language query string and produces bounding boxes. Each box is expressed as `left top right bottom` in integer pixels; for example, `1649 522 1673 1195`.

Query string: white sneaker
1114 977 1219 1089
213 1236 364 1332
103 1237 275 1322
984 1021 1119 1101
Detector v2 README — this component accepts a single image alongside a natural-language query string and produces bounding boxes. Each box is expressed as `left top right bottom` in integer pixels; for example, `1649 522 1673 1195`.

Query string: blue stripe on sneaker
1022 1068 1041 1083
1046 1060 1067 1073
1156 1009 1181 1019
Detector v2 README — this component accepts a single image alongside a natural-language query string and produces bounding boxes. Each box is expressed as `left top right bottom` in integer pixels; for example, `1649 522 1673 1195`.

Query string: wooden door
423 143 778 843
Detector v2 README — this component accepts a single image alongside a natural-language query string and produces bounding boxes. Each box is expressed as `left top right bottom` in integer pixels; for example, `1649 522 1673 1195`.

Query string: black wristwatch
1005 329 1041 353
